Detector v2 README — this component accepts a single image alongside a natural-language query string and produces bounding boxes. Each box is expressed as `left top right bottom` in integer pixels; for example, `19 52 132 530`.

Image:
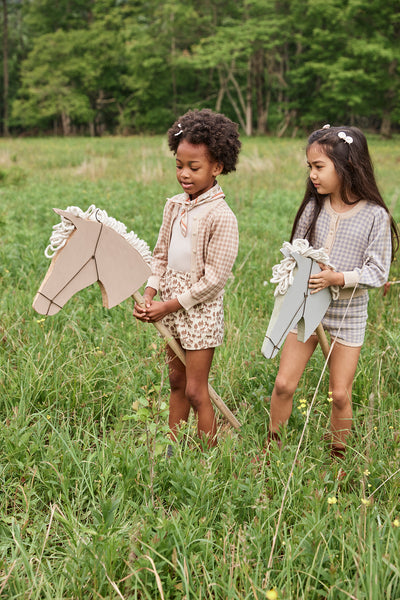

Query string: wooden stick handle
133 291 241 429
316 323 330 360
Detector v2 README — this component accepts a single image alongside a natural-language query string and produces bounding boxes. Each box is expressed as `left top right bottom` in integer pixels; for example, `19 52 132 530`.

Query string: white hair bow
338 131 353 144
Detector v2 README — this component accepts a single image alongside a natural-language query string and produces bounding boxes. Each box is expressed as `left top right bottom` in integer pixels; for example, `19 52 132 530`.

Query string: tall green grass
0 135 399 598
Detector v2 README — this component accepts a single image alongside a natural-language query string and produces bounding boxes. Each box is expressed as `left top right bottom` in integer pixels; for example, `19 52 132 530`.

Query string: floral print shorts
159 267 224 350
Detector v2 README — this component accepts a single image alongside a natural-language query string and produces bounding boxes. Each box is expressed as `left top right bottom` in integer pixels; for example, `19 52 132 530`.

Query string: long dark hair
290 125 399 260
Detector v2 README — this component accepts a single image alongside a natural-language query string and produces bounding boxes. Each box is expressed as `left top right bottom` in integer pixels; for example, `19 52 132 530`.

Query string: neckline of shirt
324 196 367 219
170 182 225 205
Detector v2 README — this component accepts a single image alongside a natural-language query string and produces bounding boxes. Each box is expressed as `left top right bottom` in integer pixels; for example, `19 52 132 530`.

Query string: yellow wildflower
266 590 279 600
363 469 370 476
327 496 337 505
299 399 307 414
361 498 371 507
393 519 400 528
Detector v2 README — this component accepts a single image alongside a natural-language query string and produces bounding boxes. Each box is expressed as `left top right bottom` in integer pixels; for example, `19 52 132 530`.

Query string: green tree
12 24 126 134
346 0 400 136
2 0 9 135
185 0 298 135
119 0 214 132
22 0 93 36
286 0 400 135
287 0 351 129
5 0 400 136
1 0 25 135
12 30 92 133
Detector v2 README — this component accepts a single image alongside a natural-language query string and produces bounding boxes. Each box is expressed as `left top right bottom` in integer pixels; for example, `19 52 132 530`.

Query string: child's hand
309 264 344 293
133 288 156 322
133 298 151 321
143 298 182 322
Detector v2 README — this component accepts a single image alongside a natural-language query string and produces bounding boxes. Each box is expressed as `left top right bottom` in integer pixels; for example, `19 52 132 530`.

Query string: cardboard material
262 253 332 359
33 209 151 315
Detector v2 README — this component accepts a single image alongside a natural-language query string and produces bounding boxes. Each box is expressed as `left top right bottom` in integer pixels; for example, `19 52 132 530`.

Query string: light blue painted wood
262 253 332 359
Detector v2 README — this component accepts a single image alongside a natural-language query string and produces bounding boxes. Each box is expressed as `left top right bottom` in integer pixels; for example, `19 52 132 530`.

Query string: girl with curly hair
134 109 241 451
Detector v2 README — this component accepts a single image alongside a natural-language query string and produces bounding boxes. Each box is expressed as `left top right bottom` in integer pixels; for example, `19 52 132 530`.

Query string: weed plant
0 135 399 598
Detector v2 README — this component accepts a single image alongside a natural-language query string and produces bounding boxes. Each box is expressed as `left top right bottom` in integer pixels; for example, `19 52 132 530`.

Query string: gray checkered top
294 197 392 289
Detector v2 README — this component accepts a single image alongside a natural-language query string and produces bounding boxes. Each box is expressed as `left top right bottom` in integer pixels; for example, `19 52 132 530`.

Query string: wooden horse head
33 208 151 315
262 250 333 359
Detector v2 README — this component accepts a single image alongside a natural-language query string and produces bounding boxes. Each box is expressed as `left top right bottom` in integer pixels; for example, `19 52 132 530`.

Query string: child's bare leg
328 343 361 450
269 332 318 435
185 348 217 447
166 345 190 442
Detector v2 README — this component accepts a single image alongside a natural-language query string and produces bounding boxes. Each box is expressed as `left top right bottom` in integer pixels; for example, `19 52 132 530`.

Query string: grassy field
0 134 399 599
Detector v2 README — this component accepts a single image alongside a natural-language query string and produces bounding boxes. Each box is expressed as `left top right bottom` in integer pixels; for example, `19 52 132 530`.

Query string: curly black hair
167 108 241 174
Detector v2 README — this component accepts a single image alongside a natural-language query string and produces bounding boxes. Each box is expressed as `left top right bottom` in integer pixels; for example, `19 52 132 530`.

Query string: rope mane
45 205 152 265
270 238 339 300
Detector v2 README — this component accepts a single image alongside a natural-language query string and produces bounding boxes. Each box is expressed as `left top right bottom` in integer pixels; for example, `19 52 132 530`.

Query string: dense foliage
0 0 399 137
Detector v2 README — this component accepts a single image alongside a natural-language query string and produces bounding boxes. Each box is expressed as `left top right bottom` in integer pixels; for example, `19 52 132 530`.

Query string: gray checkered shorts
322 292 369 346
159 267 224 350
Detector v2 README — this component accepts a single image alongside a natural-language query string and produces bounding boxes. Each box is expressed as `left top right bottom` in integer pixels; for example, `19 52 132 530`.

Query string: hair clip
338 131 353 144
322 124 331 129
174 123 183 137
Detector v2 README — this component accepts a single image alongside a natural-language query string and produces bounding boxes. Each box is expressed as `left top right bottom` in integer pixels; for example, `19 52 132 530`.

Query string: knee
274 374 296 399
331 388 351 411
169 367 185 392
185 382 208 412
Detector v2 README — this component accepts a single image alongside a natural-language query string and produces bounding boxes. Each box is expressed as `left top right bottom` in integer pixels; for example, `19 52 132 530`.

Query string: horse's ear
53 208 82 228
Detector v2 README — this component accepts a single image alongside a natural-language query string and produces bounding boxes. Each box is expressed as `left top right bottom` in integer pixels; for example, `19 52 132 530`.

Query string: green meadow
0 135 399 599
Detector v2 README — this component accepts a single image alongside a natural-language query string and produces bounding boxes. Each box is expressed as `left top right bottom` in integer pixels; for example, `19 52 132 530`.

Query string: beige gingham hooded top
147 183 239 311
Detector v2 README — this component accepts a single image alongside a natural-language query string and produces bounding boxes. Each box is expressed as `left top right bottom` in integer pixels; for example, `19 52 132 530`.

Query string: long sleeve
342 207 391 289
177 205 239 310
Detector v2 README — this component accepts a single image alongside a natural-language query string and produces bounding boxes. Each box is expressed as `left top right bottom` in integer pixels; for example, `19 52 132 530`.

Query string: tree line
1 0 399 137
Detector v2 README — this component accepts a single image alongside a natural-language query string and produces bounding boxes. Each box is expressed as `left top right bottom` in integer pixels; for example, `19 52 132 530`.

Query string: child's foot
323 434 346 460
267 430 282 450
330 445 347 479
330 445 346 460
251 431 281 465
251 446 267 464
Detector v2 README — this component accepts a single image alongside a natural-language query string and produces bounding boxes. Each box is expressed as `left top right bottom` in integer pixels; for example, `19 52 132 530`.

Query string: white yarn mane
271 238 339 300
45 205 152 265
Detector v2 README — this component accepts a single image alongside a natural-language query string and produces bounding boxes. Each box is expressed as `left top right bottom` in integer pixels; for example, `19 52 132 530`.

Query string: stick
315 323 330 360
133 291 241 429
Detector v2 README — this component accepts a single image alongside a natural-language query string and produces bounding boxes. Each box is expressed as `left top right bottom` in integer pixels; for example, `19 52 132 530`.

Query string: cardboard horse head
262 247 334 359
33 208 151 316
32 207 241 430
